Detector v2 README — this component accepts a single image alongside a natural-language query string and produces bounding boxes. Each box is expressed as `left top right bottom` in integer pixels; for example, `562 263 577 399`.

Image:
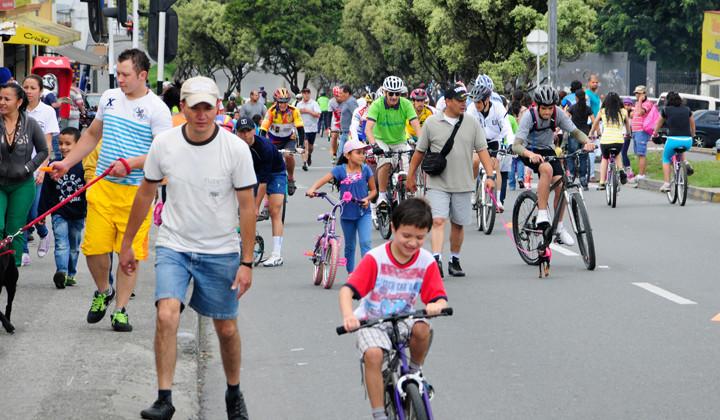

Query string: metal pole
108 0 115 88
536 54 540 88
548 0 558 87
156 11 166 95
132 0 139 49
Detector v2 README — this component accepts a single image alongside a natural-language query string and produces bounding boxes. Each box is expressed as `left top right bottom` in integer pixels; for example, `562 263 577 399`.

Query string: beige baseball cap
180 76 220 107
633 85 647 94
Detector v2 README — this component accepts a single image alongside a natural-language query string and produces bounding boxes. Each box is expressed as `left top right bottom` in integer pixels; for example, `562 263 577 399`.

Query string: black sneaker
433 255 444 278
140 399 175 420
619 170 628 185
288 179 297 196
53 271 67 289
447 257 466 277
111 308 133 332
226 389 249 420
686 162 695 176
86 288 115 323
302 162 308 171
518 180 525 189
307 155 312 166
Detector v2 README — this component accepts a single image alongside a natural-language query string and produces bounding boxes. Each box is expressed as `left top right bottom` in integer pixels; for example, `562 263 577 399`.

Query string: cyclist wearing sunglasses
365 76 420 208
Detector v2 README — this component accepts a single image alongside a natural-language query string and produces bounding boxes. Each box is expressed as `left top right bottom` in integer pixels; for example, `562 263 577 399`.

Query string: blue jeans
566 136 589 186
340 212 372 273
52 214 85 276
51 134 61 161
23 183 49 253
509 158 525 188
337 132 350 160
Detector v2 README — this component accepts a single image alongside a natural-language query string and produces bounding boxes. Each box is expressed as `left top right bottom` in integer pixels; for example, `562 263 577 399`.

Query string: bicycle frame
314 194 344 258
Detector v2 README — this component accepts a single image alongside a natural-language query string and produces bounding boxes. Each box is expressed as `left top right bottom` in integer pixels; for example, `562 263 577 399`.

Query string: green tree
225 0 343 93
174 0 257 98
595 0 715 70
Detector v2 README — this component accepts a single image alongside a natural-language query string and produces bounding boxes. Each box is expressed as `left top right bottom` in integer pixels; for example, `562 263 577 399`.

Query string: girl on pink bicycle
306 139 377 272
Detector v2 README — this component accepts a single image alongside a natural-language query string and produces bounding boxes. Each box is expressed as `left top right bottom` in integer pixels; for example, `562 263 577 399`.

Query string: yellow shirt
406 106 433 139
83 141 103 182
599 108 628 144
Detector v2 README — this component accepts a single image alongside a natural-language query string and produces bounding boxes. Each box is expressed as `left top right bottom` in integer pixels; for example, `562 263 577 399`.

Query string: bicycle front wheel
322 238 340 289
379 205 392 239
403 382 429 420
678 162 688 206
570 193 596 270
475 181 483 231
312 240 324 286
482 187 496 235
253 235 264 266
512 190 541 266
667 165 678 204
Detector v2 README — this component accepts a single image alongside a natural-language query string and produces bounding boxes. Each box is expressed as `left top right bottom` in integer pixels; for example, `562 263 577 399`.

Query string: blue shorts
632 131 650 156
155 246 240 320
267 171 287 195
663 136 692 164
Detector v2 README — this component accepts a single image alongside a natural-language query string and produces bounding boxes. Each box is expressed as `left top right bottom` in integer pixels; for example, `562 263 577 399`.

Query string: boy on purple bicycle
339 198 447 420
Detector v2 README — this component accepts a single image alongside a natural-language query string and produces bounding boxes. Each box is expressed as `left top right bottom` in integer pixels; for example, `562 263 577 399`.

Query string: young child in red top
339 198 447 420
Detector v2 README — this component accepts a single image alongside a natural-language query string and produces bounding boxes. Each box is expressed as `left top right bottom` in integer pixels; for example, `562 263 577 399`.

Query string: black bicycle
512 150 596 271
337 307 453 420
375 149 413 240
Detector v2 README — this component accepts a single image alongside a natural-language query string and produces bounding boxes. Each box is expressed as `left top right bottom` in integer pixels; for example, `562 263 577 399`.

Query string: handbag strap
440 114 463 157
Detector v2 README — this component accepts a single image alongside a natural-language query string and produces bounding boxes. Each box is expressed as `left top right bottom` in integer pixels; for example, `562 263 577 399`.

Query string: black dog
0 251 18 333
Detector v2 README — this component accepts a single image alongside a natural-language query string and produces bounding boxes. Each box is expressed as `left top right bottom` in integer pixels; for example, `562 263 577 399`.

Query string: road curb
634 177 720 203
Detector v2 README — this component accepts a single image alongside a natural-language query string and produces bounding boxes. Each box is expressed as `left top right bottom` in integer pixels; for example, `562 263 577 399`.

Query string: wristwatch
240 261 253 269
488 174 497 180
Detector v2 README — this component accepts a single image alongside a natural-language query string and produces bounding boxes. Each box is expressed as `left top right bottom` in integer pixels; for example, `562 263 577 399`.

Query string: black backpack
529 106 557 133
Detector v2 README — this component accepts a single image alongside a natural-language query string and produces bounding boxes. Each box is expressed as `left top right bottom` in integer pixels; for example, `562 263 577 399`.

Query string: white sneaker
556 227 576 246
377 194 389 208
536 211 550 225
37 233 51 258
470 192 477 206
21 253 31 266
262 254 284 267
659 182 671 192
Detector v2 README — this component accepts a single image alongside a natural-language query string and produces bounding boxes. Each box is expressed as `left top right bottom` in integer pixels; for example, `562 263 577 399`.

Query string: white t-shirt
95 88 172 186
466 101 512 143
296 99 321 133
27 102 60 136
144 125 257 254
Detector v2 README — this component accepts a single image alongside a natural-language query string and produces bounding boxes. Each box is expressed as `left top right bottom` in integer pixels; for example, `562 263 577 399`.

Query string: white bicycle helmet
469 83 492 102
534 85 559 106
42 73 57 92
474 74 494 92
382 75 405 93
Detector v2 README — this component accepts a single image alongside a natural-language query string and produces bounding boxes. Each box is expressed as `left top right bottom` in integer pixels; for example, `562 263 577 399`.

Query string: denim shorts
632 131 650 156
267 171 287 195
155 246 241 320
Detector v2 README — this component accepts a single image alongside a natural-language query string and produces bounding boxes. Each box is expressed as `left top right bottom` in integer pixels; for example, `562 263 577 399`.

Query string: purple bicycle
337 308 453 420
305 192 351 289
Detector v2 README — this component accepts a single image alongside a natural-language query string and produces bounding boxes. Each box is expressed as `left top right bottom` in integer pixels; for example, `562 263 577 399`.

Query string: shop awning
5 15 80 47
50 45 106 67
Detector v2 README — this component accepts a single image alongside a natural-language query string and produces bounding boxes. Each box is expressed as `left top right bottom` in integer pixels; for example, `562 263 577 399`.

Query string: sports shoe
37 233 51 258
111 308 133 332
302 162 308 171
307 155 312 166
686 162 695 176
287 179 297 196
624 166 635 180
87 288 115 324
596 183 606 191
660 182 671 192
496 201 504 213
64 275 77 287
447 257 466 277
21 253 31 266
140 399 175 420
555 227 576 246
619 170 628 185
434 255 444 278
226 389 249 420
256 207 269 222
262 254 283 267
376 194 389 209
518 180 525 189
53 271 66 289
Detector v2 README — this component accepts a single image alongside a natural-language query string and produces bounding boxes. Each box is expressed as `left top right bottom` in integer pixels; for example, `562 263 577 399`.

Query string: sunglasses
387 92 401 97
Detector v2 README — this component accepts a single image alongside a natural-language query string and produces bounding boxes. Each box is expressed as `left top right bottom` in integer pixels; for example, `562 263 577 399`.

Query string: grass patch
148 62 177 86
628 152 720 188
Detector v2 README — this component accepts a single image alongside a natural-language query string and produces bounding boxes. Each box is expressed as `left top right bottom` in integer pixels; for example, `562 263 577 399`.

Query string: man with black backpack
407 85 494 278
512 85 596 246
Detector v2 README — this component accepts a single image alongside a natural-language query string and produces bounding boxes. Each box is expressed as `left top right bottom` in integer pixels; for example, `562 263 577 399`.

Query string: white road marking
290 348 304 352
632 282 697 305
549 243 579 257
598 265 610 269
296 362 309 366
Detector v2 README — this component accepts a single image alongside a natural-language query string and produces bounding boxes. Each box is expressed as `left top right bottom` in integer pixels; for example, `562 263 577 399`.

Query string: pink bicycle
305 192 353 289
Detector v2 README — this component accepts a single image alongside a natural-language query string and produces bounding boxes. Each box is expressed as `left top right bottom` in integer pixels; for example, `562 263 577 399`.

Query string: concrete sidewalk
0 233 201 419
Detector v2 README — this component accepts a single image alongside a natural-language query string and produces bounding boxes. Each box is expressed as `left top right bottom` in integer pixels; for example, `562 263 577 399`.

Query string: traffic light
82 0 107 43
103 0 129 27
147 0 178 62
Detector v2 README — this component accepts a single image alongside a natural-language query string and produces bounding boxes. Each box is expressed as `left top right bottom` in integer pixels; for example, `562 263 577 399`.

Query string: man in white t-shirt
120 76 256 420
50 49 172 332
296 87 321 170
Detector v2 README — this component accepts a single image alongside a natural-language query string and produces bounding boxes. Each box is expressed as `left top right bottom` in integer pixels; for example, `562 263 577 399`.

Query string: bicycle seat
673 146 688 153
317 213 330 221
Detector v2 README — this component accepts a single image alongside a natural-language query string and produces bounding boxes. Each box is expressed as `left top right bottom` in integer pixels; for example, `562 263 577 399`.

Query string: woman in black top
0 82 49 266
566 90 596 189
652 91 695 192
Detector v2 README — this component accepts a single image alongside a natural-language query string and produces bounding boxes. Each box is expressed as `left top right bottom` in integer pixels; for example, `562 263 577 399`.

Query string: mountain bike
305 191 348 289
336 307 453 420
603 144 624 208
375 148 413 240
666 145 689 206
512 150 596 271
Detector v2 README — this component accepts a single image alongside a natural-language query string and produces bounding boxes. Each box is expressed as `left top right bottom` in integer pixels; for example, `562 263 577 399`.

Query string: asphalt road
200 138 720 420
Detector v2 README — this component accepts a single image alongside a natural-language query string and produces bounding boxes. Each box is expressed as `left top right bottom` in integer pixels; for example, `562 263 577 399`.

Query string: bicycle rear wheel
475 180 483 231
403 382 429 420
678 162 688 206
378 204 392 239
322 238 340 289
482 187 496 235
570 193 596 270
667 163 678 204
512 190 541 266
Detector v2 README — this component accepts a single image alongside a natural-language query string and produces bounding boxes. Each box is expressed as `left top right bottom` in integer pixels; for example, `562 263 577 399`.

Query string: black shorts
271 136 296 152
520 149 563 177
600 143 623 159
487 141 500 157
305 132 317 145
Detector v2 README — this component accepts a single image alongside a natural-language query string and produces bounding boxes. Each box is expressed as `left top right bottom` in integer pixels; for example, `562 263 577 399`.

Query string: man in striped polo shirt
51 49 172 332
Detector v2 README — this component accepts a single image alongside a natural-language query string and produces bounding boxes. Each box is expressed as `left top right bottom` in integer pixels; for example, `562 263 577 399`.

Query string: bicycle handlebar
336 307 453 336
543 149 588 163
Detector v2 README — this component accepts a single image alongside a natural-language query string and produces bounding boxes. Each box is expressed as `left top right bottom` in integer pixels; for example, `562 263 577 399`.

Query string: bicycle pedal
303 251 314 257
